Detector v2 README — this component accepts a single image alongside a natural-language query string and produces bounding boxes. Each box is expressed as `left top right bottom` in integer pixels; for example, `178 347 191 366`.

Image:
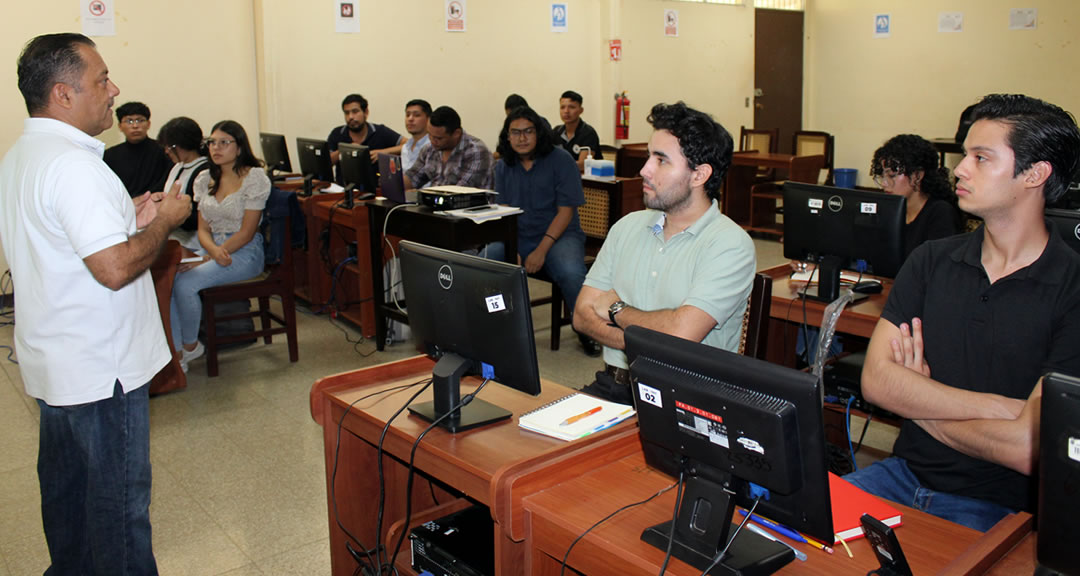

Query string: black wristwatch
608 300 629 326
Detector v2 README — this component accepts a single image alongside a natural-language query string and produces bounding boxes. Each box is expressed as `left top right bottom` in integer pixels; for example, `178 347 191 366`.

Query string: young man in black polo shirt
853 94 1080 532
554 90 602 172
327 93 405 180
103 101 173 197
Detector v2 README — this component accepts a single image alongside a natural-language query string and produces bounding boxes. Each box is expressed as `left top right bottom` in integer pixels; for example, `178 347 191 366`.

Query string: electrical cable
855 413 873 453
380 203 416 315
846 395 859 471
697 497 762 576
330 378 429 574
657 469 686 576
559 479 681 576
387 378 493 573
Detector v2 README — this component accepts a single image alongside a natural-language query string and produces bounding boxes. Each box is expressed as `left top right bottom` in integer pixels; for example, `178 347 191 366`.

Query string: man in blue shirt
327 93 404 181
492 106 600 356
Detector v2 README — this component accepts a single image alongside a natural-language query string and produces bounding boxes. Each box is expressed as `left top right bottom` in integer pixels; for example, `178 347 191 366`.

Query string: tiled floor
0 238 887 575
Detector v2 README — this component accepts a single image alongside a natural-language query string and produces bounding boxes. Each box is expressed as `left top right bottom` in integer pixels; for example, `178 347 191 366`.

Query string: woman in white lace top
170 120 270 371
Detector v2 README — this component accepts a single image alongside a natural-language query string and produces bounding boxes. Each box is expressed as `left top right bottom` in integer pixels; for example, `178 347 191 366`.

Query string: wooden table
309 356 639 576
365 200 518 351
308 194 375 337
523 444 1034 576
725 152 820 227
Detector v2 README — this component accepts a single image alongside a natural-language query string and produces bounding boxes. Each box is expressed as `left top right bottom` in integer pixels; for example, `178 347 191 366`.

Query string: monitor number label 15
1069 437 1080 463
485 294 506 313
638 383 662 408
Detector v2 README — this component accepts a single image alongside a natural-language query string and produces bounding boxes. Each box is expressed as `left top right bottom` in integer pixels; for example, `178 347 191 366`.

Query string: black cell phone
861 513 912 576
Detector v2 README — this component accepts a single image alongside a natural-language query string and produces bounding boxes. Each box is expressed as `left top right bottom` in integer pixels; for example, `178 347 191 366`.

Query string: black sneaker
578 333 602 357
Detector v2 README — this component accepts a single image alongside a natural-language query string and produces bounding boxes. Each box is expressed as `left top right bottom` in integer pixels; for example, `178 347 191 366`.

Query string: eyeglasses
509 127 536 139
122 117 148 126
205 139 235 148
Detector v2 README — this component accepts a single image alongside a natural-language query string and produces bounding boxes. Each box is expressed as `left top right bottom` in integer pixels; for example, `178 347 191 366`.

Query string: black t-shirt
903 198 960 260
882 222 1080 512
553 119 602 160
103 138 173 197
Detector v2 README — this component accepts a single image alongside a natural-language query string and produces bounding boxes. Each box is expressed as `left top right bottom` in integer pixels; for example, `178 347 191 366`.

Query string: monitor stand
640 475 794 576
408 353 511 433
798 256 869 304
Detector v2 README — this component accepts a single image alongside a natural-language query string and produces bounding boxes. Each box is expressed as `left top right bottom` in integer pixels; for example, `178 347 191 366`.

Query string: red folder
829 472 903 543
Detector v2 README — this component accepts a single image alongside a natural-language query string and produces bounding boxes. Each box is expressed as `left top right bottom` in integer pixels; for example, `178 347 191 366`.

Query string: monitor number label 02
637 382 663 408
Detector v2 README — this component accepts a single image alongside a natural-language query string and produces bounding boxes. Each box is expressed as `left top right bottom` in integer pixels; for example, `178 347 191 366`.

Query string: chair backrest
738 273 773 360
793 131 834 185
787 154 826 185
740 126 779 153
261 188 296 282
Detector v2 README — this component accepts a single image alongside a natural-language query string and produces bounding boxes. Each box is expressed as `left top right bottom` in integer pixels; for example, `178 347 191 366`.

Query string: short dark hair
561 90 583 105
429 106 462 134
17 33 96 115
405 99 432 116
870 134 955 204
115 101 150 121
504 94 528 111
971 94 1080 204
207 120 263 196
342 93 368 112
496 107 555 166
157 116 204 153
646 102 733 201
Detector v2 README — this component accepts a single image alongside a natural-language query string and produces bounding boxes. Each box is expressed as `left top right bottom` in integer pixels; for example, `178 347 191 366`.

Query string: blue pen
737 510 808 543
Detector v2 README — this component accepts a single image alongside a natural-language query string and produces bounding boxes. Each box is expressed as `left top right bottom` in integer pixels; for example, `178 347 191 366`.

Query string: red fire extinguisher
614 91 630 140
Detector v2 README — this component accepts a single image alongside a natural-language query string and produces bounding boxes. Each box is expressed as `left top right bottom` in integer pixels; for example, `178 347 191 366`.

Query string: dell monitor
296 137 333 182
625 326 832 575
1038 372 1080 576
259 132 292 176
399 241 542 433
1045 208 1080 255
783 182 906 302
338 143 378 194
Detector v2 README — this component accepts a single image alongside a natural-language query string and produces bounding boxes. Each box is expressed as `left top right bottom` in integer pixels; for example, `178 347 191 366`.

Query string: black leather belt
604 364 631 388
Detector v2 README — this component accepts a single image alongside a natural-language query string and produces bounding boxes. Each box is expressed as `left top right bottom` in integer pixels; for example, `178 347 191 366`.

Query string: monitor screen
259 132 291 174
783 182 905 301
399 240 541 432
1038 372 1080 576
338 143 378 193
626 326 832 574
1045 208 1080 255
296 137 333 182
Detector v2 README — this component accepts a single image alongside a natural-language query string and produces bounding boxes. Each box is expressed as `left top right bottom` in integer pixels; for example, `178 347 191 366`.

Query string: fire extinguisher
614 91 630 140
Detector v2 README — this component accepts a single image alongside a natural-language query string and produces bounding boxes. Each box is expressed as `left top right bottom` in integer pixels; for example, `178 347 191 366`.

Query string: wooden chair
738 273 773 361
529 256 595 351
199 189 299 376
739 126 779 154
793 130 835 185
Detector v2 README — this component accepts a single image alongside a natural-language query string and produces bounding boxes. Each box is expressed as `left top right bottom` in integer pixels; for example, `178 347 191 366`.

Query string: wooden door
754 8 804 155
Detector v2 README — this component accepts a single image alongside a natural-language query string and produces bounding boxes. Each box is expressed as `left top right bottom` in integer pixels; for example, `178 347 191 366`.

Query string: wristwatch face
608 300 627 324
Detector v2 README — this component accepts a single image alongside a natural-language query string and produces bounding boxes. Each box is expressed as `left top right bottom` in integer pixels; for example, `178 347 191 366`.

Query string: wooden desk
308 194 375 337
725 152 818 227
365 200 519 351
579 176 644 255
759 264 890 368
309 356 640 576
523 444 1033 576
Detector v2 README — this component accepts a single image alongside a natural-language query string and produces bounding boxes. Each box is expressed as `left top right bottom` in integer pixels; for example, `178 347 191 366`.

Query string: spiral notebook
518 393 635 441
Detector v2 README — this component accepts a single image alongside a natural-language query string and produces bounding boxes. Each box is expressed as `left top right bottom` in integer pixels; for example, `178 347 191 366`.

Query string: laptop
378 154 416 204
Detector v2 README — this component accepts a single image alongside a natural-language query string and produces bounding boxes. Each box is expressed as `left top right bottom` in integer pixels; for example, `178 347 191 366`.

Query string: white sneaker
180 341 204 372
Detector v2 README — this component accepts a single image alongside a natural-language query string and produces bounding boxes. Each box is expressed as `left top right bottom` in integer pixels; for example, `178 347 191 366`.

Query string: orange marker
559 406 602 426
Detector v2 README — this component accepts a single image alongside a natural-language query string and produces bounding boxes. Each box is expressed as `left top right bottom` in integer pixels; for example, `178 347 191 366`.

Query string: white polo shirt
0 118 170 406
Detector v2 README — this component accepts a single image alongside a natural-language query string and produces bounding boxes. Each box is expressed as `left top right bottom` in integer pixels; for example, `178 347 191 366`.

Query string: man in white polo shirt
0 33 191 575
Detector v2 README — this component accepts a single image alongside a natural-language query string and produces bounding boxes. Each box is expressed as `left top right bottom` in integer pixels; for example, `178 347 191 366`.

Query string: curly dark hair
207 120 263 196
971 94 1080 204
646 102 733 201
870 134 954 203
495 107 555 166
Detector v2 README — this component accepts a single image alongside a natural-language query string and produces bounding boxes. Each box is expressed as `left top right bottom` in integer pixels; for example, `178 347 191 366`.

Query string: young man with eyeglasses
103 100 173 197
491 106 600 356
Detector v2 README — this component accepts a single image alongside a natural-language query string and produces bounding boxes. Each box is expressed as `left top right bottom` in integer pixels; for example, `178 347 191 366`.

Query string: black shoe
578 334 602 357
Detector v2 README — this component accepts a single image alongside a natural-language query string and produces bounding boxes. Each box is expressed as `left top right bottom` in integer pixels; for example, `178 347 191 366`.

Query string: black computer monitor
296 137 333 182
625 326 832 575
1045 208 1080 255
399 241 542 433
259 132 291 175
783 182 906 301
1038 372 1080 576
338 143 378 193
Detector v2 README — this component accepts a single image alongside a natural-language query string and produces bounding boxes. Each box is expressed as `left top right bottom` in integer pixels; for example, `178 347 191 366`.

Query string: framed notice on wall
82 0 116 37
446 0 467 32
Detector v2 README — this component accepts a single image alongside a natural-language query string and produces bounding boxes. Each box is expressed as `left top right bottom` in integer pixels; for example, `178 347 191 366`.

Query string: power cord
657 469 687 575
697 496 762 576
560 478 681 576
330 378 430 575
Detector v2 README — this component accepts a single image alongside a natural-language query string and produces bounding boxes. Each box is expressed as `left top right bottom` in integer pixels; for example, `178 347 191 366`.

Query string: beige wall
805 0 1080 185
0 0 260 275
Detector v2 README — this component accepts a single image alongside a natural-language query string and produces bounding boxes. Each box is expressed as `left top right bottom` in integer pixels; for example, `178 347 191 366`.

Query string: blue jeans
482 236 587 311
170 232 264 348
844 457 1016 532
37 381 156 575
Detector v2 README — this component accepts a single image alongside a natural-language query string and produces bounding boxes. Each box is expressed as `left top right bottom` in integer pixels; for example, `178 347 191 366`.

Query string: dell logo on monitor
1074 223 1080 240
827 195 844 212
438 265 454 290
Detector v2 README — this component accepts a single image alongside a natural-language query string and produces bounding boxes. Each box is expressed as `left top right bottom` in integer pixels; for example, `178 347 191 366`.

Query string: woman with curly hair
870 134 962 259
